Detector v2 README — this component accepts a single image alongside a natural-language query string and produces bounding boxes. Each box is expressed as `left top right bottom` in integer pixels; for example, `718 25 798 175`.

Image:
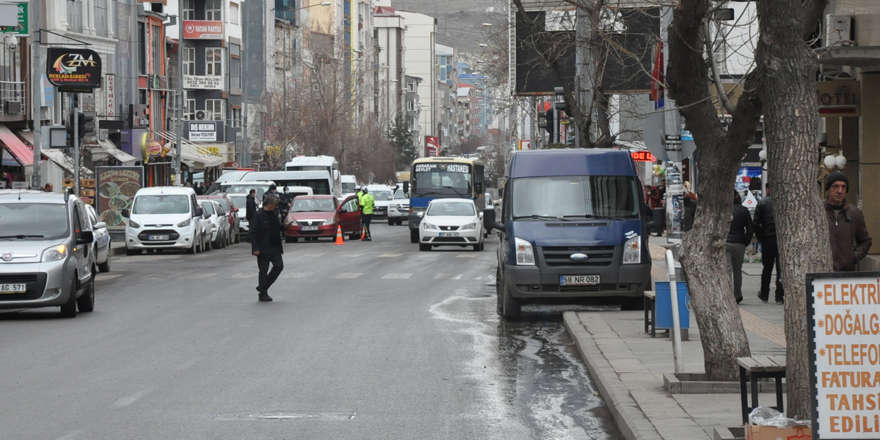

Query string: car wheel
419 243 430 251
349 233 359 240
388 218 394 226
98 253 111 273
473 242 484 251
501 283 521 320
291 237 299 243
126 247 141 256
410 229 418 244
234 230 241 243
188 235 198 254
60 274 78 318
228 230 233 246
285 236 294 243
77 269 96 313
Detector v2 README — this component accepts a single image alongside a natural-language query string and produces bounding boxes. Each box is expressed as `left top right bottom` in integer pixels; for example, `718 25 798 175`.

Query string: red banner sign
183 21 223 40
426 136 439 157
631 151 656 162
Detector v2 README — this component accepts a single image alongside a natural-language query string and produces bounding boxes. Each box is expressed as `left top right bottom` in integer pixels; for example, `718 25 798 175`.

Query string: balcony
0 81 26 119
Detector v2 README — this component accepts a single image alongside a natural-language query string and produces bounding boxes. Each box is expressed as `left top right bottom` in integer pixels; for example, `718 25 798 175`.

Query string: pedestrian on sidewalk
753 183 784 304
727 190 753 304
824 172 872 272
360 186 374 241
250 194 284 302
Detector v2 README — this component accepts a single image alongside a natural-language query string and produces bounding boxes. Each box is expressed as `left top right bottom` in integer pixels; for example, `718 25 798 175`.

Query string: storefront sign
188 122 218 142
519 140 531 150
96 166 144 231
818 81 860 117
0 3 28 35
46 48 102 92
426 136 439 157
183 75 223 90
808 272 880 438
183 20 223 40
631 151 656 162
106 74 115 116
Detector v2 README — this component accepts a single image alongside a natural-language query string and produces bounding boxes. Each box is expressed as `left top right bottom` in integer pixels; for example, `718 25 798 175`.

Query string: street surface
0 224 622 440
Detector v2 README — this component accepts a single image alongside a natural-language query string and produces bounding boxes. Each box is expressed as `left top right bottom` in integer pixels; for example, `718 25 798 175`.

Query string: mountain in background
389 0 500 58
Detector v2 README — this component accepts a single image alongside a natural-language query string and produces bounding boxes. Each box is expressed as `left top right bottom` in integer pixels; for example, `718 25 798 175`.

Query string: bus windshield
411 163 473 198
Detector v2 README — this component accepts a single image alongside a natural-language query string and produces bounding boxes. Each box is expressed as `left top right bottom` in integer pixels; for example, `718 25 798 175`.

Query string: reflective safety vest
362 193 375 215
356 190 364 207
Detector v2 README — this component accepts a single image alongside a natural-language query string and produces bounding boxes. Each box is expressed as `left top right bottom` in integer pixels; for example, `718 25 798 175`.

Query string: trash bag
748 406 811 428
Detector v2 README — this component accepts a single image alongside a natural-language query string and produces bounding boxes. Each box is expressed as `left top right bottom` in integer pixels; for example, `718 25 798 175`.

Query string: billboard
96 167 144 231
46 48 103 92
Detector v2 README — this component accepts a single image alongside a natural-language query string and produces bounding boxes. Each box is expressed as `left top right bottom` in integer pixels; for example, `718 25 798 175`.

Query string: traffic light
78 112 95 140
538 110 555 141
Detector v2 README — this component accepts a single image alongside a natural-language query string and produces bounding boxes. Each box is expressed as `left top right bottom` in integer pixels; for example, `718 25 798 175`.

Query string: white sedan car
418 199 484 252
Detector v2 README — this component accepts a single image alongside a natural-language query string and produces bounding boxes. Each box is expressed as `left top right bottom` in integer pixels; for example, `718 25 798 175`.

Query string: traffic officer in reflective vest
360 186 375 242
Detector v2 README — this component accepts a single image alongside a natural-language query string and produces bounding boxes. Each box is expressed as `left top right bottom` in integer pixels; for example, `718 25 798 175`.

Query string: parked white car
227 193 251 237
122 186 207 255
199 200 230 249
387 188 410 226
418 199 484 252
366 184 394 218
85 204 111 272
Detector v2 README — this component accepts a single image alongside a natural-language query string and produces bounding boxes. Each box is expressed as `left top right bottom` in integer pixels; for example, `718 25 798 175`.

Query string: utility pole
174 14 184 185
72 96 79 196
241 0 249 167
30 0 42 190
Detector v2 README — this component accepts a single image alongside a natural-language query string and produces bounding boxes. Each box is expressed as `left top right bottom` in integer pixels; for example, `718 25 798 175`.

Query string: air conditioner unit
195 110 209 120
826 15 853 48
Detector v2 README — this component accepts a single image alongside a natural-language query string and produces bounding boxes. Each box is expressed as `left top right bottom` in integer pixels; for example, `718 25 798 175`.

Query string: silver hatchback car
0 190 97 317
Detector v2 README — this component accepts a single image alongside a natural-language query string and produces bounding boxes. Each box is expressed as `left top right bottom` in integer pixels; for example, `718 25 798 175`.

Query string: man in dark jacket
753 183 784 304
825 172 872 272
727 191 754 304
250 194 284 302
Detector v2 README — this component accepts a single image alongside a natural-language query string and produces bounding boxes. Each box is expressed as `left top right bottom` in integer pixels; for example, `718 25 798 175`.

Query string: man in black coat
245 189 258 242
753 183 783 304
250 194 284 302
726 190 754 304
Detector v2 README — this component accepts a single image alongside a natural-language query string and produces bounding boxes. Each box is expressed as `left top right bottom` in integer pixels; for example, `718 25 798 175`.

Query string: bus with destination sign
407 157 487 244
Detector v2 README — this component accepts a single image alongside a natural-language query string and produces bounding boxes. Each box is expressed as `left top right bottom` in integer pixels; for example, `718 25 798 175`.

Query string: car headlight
128 220 141 229
416 212 424 217
422 222 437 230
42 244 67 262
323 218 336 225
623 235 641 264
177 218 191 228
461 222 477 230
515 237 535 265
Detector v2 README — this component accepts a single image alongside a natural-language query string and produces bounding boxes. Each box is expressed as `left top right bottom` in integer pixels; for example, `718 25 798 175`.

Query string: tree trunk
757 0 832 420
667 0 762 381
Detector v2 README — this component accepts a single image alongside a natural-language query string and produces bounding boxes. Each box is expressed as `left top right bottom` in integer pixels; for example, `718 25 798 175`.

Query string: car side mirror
78 230 94 245
194 206 204 217
121 208 130 218
94 222 107 230
403 182 409 194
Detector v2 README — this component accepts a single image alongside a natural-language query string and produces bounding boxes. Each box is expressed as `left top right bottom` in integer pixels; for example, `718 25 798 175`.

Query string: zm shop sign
183 20 223 40
46 48 102 92
808 272 880 439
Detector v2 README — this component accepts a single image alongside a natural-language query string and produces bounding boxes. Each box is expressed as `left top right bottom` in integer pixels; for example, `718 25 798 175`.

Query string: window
95 0 108 37
230 108 241 127
206 0 222 21
184 99 195 120
229 45 241 91
408 82 416 92
183 48 195 76
137 22 146 74
205 99 225 121
151 25 162 71
230 3 239 25
206 48 223 76
182 0 195 20
67 0 83 33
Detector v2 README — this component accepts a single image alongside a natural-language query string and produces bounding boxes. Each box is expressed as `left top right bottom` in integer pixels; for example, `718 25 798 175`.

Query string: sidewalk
564 236 786 440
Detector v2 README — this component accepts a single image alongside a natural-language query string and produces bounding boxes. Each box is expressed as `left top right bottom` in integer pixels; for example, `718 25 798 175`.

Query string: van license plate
560 275 600 286
0 284 26 294
149 235 170 241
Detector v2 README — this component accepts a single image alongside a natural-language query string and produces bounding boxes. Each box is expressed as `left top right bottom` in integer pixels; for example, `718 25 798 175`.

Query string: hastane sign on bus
808 272 880 439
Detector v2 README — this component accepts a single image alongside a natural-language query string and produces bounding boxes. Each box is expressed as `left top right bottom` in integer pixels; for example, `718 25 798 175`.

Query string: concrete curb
563 311 660 440
110 244 127 257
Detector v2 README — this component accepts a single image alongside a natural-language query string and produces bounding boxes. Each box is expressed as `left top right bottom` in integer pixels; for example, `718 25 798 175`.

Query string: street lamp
824 153 847 170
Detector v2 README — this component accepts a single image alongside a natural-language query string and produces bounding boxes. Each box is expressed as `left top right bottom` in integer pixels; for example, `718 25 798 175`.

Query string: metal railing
0 81 25 116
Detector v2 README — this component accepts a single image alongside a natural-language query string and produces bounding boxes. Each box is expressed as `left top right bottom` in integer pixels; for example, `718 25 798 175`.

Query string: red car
283 195 361 242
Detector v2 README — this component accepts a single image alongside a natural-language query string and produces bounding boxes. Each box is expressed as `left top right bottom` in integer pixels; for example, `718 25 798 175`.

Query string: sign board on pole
0 3 27 35
519 140 531 150
46 48 103 92
808 272 880 439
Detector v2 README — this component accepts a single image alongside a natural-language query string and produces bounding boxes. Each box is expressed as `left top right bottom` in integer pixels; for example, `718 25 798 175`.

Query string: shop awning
97 139 138 165
17 130 92 176
181 144 225 168
0 125 33 166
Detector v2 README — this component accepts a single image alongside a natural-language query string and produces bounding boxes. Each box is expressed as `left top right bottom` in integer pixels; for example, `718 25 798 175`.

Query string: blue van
485 149 652 319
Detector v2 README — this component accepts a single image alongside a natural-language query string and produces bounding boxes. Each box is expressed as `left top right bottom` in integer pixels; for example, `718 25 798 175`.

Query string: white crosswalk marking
456 254 476 259
452 274 463 280
96 274 124 281
382 273 412 280
189 272 219 279
378 254 403 258
332 273 363 279
231 272 255 279
434 273 464 280
280 272 314 279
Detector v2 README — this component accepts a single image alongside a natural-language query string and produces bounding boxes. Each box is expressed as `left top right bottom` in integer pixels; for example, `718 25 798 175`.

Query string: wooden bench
644 291 656 337
737 356 786 424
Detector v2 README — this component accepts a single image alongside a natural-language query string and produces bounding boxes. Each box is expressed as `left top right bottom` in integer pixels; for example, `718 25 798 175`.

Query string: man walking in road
824 172 872 272
250 194 284 302
753 183 784 304
360 186 374 241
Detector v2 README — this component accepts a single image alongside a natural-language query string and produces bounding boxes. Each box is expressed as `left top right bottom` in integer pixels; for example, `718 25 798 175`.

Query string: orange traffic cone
334 225 345 245
359 225 367 241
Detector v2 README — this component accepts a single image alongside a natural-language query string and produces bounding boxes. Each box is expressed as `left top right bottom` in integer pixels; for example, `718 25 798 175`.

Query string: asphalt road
0 223 622 440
